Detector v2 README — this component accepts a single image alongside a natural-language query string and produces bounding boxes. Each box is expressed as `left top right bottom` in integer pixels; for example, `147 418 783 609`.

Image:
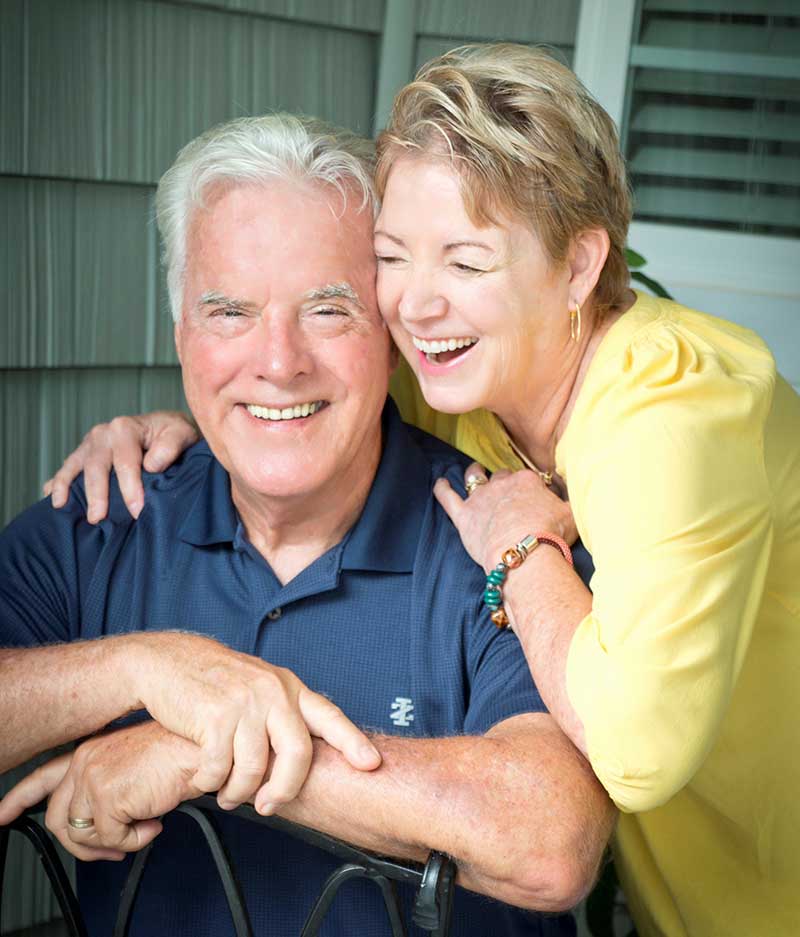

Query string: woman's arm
435 330 778 813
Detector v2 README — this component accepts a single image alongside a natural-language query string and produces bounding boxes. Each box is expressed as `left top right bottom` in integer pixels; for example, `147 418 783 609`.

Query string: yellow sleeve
565 323 776 812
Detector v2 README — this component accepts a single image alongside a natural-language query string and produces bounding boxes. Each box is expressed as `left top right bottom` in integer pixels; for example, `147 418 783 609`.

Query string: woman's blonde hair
376 44 632 313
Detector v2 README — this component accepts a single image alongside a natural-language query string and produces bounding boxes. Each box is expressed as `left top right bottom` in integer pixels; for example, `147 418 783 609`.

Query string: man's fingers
0 755 72 825
193 721 236 793
64 782 97 844
217 716 270 809
87 817 163 854
254 709 313 814
53 837 127 862
299 690 380 772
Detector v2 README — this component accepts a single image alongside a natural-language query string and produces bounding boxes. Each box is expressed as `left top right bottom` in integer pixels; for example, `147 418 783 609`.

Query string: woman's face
374 156 572 417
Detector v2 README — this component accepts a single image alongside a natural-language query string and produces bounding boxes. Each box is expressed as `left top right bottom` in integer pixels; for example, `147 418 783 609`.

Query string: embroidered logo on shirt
389 697 415 727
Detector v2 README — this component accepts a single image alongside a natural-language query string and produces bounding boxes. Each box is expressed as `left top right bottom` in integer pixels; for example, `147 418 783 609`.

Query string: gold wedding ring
465 473 488 495
68 817 95 830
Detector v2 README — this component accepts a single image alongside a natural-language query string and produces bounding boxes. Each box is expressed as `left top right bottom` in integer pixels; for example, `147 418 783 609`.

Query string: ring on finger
465 473 488 496
68 816 95 830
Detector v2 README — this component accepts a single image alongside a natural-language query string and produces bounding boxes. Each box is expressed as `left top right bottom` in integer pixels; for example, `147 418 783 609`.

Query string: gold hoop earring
570 302 582 342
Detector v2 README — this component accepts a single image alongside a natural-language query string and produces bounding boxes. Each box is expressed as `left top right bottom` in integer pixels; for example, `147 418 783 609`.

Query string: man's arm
0 633 380 800
0 712 615 912
281 712 614 911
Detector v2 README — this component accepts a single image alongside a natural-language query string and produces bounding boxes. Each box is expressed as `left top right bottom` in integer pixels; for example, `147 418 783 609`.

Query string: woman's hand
43 411 200 523
433 463 578 572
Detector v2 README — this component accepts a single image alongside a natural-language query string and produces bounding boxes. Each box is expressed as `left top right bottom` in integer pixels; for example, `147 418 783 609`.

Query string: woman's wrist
482 533 573 629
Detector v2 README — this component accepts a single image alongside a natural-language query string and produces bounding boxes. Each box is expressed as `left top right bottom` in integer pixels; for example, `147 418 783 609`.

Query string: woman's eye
375 254 403 265
453 262 483 274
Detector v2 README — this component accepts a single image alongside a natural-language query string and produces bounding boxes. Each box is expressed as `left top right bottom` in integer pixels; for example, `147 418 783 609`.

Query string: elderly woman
44 45 800 937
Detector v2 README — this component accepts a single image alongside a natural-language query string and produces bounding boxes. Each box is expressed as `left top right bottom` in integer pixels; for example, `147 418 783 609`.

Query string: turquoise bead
483 587 502 604
487 570 506 584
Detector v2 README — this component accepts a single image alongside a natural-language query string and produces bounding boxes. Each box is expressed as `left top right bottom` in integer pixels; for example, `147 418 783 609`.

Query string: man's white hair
155 113 378 322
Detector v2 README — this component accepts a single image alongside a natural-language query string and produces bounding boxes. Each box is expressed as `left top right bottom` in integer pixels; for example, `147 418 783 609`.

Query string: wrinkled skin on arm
0 711 615 912
0 633 380 810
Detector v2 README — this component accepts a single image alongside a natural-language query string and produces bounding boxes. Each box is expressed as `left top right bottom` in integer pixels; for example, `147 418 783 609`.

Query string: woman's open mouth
412 335 478 365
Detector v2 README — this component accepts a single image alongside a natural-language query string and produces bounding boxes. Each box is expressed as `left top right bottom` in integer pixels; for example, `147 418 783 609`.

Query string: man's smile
244 400 328 422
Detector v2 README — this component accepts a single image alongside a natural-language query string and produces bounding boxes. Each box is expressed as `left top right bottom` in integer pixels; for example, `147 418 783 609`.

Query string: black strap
412 850 457 934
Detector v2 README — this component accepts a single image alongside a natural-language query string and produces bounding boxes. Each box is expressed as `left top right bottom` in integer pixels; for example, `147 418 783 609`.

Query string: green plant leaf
630 270 673 300
624 247 647 269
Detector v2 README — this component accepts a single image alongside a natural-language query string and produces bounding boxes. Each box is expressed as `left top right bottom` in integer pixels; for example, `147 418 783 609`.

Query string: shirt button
266 608 282 621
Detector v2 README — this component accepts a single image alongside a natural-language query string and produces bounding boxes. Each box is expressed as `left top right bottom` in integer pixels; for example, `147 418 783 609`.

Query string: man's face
175 180 392 505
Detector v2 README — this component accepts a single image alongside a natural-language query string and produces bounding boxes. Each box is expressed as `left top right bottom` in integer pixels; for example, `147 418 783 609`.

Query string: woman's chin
415 375 489 415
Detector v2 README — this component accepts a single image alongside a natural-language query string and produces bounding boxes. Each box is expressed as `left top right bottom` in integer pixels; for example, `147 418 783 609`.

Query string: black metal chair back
0 797 456 937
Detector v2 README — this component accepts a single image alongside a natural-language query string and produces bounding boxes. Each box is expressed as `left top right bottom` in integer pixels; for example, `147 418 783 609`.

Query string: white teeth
246 401 324 421
412 335 478 355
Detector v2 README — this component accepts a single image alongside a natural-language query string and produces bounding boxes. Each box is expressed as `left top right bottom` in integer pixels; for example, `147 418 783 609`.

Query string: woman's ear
569 228 611 305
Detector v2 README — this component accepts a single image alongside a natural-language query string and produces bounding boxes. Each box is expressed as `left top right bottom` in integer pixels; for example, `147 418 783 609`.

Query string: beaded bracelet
483 533 574 629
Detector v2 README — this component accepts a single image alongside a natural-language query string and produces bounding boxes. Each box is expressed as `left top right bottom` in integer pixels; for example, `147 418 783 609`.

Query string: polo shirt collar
340 398 430 573
178 399 431 571
178 443 239 546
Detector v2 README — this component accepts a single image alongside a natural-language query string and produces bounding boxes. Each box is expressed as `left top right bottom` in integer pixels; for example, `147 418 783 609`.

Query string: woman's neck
497 292 633 492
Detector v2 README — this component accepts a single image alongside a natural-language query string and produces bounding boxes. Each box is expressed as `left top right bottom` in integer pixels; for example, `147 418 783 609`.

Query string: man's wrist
113 633 152 713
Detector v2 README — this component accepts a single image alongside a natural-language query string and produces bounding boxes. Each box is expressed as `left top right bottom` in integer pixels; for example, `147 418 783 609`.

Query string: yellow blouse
389 291 800 937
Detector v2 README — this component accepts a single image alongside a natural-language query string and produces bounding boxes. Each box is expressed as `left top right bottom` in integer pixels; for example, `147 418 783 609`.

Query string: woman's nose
397 276 448 324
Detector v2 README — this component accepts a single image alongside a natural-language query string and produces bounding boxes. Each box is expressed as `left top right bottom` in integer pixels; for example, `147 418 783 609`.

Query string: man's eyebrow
197 291 257 309
303 282 365 310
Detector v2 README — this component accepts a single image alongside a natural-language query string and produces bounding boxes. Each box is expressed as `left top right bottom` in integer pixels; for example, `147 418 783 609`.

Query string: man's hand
0 723 202 861
128 633 381 810
43 411 199 523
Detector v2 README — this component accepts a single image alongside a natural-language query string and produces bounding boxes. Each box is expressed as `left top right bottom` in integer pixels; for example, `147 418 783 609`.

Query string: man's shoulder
2 442 217 555
402 421 473 490
101 440 216 524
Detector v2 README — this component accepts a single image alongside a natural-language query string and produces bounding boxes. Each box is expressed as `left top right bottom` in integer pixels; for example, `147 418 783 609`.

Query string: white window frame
573 0 800 387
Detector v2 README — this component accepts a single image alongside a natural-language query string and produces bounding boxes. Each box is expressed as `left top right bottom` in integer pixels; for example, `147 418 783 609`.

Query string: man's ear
569 228 610 306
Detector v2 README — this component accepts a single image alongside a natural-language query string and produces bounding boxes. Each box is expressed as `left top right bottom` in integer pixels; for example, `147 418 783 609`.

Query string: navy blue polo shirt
0 400 592 937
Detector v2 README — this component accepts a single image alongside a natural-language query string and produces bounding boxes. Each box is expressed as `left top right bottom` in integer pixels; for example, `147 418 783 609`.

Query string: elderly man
0 115 614 936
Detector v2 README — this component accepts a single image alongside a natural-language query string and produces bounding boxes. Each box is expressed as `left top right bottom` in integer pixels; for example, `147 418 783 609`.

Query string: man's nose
252 316 313 383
